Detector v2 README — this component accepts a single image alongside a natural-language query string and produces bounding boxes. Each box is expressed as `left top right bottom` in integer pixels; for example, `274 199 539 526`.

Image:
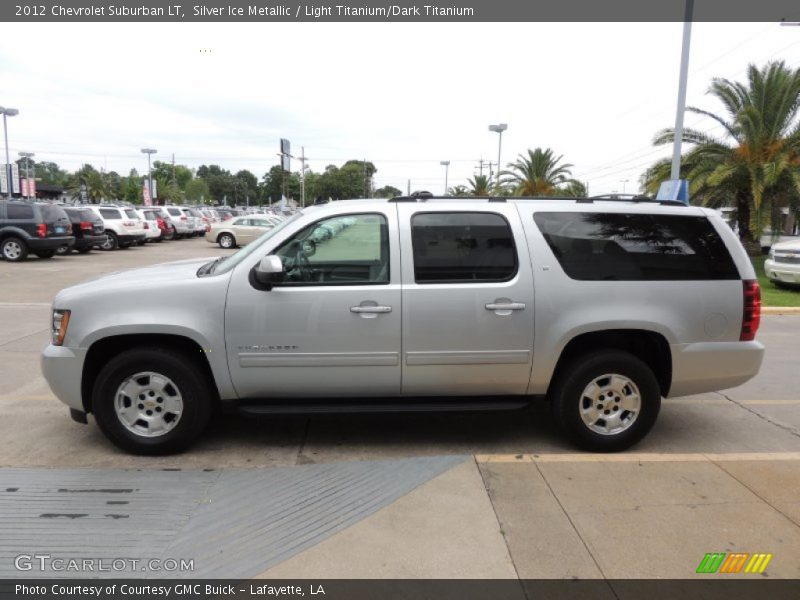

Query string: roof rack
388 194 687 207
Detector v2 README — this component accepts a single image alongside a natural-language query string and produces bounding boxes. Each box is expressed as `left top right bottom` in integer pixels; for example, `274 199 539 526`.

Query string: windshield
211 211 302 275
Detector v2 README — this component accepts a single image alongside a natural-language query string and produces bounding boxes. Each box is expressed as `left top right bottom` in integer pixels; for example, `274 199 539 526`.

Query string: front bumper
765 258 800 284
41 344 87 412
668 340 765 397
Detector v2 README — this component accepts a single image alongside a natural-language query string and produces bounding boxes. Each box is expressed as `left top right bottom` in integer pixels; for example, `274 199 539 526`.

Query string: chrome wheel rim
114 371 184 438
220 235 233 248
3 240 22 260
101 234 114 250
579 373 641 436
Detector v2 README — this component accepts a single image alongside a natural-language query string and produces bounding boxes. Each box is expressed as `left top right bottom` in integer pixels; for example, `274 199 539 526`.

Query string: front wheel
218 233 236 249
56 245 71 256
92 347 213 455
550 350 661 452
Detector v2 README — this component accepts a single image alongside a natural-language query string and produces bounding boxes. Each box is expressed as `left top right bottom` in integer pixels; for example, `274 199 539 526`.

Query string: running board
235 397 532 416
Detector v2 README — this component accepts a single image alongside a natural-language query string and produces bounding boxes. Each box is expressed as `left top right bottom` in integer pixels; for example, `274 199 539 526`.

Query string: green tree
374 185 402 198
466 174 492 196
448 185 469 197
315 160 376 200
644 61 800 251
151 160 193 190
68 165 112 203
185 178 211 204
121 169 142 204
500 148 575 196
555 180 589 198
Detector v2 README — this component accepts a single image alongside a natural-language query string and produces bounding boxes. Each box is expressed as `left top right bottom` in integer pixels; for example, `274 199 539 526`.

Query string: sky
0 21 798 197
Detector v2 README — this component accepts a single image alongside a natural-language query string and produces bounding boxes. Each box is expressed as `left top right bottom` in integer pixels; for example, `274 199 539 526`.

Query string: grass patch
752 258 800 307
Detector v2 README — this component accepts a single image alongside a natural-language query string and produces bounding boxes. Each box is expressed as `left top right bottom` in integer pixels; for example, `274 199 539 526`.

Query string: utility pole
363 158 368 198
670 0 694 181
297 146 308 207
171 153 176 186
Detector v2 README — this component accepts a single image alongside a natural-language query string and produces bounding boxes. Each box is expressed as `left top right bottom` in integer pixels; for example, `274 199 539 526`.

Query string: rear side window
533 212 739 281
39 205 68 223
100 209 121 219
125 209 138 219
6 204 34 219
168 208 181 216
411 212 517 283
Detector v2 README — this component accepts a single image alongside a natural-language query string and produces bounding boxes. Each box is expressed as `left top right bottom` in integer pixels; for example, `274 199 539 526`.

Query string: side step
235 397 533 416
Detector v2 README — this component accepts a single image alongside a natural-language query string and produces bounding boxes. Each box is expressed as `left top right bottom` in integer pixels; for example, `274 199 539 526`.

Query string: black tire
77 247 92 254
218 233 236 249
56 245 71 256
36 250 56 259
1 237 29 262
100 231 118 251
92 346 213 455
550 350 661 452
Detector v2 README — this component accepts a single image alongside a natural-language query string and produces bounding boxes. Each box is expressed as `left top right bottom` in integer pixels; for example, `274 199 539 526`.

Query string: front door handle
485 302 526 311
350 305 392 314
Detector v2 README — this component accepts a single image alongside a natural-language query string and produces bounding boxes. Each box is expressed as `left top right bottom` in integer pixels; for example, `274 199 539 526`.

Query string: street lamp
670 0 694 182
140 148 157 204
19 151 34 200
440 160 450 195
488 123 507 188
1 107 19 200
620 179 629 194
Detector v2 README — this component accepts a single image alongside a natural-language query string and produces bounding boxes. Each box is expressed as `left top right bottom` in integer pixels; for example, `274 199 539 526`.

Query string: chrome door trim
405 350 531 366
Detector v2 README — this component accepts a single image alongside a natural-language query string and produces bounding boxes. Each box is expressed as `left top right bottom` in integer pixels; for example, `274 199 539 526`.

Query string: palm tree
500 148 574 196
69 167 112 203
466 174 492 196
447 185 469 197
645 61 800 251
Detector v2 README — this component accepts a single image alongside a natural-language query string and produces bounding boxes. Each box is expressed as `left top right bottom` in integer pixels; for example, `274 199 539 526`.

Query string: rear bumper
41 344 87 412
765 258 800 284
117 233 146 244
74 234 106 249
27 236 75 250
668 340 765 397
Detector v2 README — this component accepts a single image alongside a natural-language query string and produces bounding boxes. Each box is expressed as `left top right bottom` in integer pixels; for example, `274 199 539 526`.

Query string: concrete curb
762 306 800 315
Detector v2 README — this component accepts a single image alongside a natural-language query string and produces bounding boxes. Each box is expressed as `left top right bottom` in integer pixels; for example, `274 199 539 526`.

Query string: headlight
52 309 71 346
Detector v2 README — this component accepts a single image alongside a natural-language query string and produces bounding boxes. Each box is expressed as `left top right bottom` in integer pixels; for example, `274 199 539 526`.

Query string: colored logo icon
696 552 772 574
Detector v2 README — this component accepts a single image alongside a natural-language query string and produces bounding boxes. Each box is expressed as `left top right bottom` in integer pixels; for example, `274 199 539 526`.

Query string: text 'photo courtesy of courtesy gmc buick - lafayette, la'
41 195 765 455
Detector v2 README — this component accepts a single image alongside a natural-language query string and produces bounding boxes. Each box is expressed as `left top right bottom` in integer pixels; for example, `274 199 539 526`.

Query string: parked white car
135 208 162 242
765 238 800 286
163 205 193 238
83 205 147 250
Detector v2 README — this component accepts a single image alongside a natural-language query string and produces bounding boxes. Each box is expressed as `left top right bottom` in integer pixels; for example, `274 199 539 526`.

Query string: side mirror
250 255 284 291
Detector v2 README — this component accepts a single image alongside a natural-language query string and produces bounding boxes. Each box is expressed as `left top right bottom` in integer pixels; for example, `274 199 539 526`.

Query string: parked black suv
0 201 75 261
59 207 106 254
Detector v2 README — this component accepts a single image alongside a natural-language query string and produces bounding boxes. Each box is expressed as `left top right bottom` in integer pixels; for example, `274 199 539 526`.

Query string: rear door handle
350 305 392 314
485 302 526 311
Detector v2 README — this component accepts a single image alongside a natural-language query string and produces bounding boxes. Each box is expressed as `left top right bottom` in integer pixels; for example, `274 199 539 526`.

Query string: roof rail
387 194 686 207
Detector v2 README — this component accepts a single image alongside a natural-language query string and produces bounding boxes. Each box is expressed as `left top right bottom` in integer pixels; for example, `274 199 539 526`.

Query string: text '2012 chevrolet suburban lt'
41 196 764 454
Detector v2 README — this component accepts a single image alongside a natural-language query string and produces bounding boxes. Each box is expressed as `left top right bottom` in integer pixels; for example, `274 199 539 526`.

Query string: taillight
740 280 761 341
37 223 47 238
80 221 92 231
143 222 149 229
181 216 187 221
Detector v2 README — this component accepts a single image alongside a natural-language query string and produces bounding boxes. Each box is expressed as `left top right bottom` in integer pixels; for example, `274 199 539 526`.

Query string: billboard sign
656 179 689 204
280 138 290 155
0 163 20 195
142 181 152 206
21 178 36 198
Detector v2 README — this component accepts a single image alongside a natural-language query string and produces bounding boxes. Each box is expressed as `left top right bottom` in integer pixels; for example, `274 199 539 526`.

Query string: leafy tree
644 61 800 251
151 160 193 190
68 165 112 203
448 185 469 197
30 161 70 187
315 160 376 200
374 185 402 198
500 148 574 196
120 169 142 204
466 175 492 196
259 165 301 204
555 180 589 198
154 175 183 204
185 178 211 204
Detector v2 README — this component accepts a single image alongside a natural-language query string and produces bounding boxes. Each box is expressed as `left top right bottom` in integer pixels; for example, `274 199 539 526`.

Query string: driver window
273 213 389 285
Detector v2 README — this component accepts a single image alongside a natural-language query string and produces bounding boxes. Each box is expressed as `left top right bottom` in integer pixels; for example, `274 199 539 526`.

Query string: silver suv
41 197 764 454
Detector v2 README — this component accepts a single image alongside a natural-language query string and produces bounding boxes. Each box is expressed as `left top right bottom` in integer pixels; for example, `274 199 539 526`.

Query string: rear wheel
56 245 72 256
218 233 235 249
100 231 118 251
550 350 661 452
92 347 213 455
36 250 56 259
1 237 28 262
77 246 92 254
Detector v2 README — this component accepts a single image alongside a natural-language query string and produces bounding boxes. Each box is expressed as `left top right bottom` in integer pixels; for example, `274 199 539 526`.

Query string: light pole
488 123 507 189
1 107 19 200
620 179 629 194
19 151 34 200
670 0 694 181
140 148 157 204
440 160 450 195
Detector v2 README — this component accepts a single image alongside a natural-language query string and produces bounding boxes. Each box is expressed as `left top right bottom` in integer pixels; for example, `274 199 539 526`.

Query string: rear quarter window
125 209 139 219
533 212 739 281
168 208 181 216
99 209 121 219
6 204 35 220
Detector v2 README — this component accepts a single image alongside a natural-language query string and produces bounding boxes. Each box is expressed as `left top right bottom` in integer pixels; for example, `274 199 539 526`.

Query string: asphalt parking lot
1 238 799 580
